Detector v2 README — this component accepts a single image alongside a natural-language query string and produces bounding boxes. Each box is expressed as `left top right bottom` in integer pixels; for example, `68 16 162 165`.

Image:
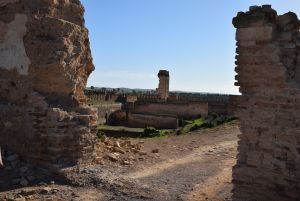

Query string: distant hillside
86 86 156 94
86 86 233 96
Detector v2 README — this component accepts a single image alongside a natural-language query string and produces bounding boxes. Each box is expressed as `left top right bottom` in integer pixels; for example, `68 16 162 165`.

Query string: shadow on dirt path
0 122 239 201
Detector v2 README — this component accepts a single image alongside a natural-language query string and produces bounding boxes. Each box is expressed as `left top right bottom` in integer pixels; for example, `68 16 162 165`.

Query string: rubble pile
95 137 147 166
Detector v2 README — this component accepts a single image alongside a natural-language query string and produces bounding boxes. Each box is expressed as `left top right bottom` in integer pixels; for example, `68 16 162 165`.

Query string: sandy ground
0 121 239 201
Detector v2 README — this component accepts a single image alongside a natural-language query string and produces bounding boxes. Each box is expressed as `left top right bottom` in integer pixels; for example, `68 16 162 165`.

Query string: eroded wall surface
128 113 178 129
157 70 170 100
233 5 300 201
0 13 30 75
133 102 208 119
0 0 97 170
95 103 122 124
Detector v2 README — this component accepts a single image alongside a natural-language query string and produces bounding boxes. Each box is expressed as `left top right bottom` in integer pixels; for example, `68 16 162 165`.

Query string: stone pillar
233 5 300 201
0 0 97 171
157 70 170 100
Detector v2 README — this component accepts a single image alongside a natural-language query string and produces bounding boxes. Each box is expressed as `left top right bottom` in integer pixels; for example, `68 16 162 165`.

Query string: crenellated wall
233 5 300 201
0 0 97 171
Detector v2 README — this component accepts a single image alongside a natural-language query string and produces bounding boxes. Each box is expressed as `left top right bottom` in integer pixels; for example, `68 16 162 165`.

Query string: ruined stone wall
207 101 230 116
137 94 162 102
233 5 300 201
0 0 97 170
85 90 120 104
94 103 122 124
133 102 208 119
169 94 232 115
128 113 178 129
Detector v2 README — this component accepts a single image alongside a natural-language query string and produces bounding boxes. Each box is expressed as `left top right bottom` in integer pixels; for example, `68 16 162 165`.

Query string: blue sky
81 1 300 94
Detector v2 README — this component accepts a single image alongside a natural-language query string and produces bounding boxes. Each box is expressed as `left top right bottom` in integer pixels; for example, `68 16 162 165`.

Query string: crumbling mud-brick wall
233 5 300 201
0 0 97 170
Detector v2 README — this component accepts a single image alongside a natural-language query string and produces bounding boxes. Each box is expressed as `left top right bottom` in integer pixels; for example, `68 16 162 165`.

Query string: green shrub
96 130 106 141
190 124 199 131
141 127 169 138
191 118 205 130
141 127 160 138
200 121 214 128
160 130 171 136
225 116 238 122
179 115 238 134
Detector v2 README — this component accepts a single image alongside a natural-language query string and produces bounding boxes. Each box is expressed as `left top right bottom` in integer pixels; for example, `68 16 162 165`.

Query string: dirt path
119 123 238 201
0 122 239 201
121 140 236 201
186 159 234 201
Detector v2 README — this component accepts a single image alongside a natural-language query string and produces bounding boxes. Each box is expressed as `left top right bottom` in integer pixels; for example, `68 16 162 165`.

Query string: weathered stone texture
0 14 30 75
133 102 208 119
95 103 122 124
0 0 97 170
156 70 169 100
128 113 178 129
236 26 273 41
233 5 300 201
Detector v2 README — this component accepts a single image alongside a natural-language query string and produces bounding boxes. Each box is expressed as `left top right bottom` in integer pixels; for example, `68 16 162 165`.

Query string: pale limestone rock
0 14 30 75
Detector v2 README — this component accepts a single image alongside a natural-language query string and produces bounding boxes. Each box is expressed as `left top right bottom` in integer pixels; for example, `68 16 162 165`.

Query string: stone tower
157 70 169 100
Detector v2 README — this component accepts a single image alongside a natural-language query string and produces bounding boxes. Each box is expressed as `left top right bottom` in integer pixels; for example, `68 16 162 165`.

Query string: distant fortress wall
86 89 234 128
133 101 209 119
94 103 122 124
128 113 178 129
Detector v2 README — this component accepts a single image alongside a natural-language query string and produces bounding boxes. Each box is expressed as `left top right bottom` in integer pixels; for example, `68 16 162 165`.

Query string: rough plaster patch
0 14 30 75
0 0 19 7
236 27 273 41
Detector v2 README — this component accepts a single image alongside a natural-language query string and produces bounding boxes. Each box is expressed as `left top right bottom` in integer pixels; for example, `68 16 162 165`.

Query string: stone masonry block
236 26 273 41
233 6 300 201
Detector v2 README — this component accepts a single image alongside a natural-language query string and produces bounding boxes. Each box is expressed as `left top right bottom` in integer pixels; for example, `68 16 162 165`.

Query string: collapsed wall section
233 5 300 201
0 0 97 170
